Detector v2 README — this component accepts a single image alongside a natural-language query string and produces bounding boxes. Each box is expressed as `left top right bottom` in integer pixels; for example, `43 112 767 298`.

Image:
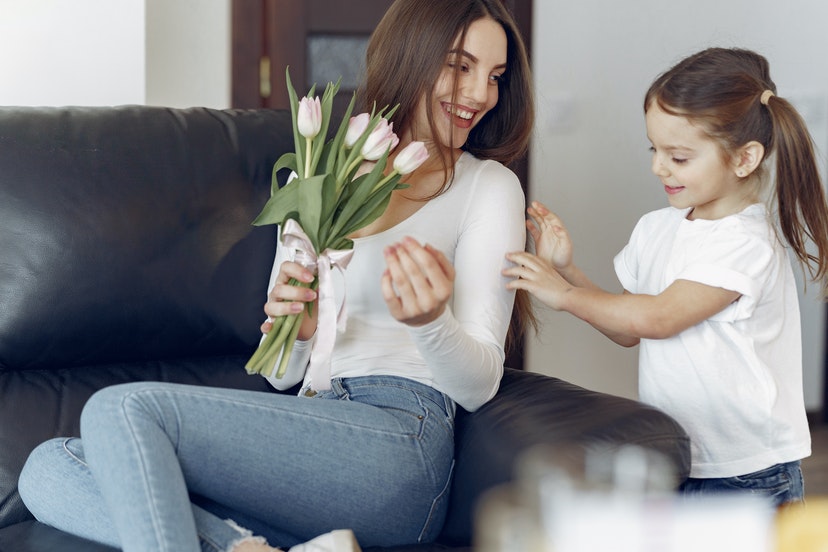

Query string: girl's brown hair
360 0 537 351
645 47 828 293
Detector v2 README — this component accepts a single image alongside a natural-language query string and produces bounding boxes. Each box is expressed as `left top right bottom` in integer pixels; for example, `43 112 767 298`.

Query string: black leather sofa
0 105 691 552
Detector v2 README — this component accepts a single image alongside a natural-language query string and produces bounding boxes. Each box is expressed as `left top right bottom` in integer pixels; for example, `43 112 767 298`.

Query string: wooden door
232 0 392 111
231 0 533 369
232 1 531 109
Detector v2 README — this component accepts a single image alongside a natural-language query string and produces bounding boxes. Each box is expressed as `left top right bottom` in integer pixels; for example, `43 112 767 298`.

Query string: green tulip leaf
330 148 392 236
327 92 356 175
317 173 339 248
338 176 400 237
296 174 327 250
271 152 298 194
252 177 302 226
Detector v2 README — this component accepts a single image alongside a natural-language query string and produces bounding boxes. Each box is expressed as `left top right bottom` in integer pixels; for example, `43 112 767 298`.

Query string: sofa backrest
0 105 292 527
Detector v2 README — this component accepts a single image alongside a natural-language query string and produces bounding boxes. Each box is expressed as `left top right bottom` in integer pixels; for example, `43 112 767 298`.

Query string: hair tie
760 90 775 106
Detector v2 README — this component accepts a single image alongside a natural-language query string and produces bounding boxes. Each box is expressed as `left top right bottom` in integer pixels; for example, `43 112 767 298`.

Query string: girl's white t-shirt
614 204 811 478
262 152 526 412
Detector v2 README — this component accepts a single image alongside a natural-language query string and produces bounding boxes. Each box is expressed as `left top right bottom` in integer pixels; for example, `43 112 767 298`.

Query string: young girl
19 1 535 551
505 47 828 507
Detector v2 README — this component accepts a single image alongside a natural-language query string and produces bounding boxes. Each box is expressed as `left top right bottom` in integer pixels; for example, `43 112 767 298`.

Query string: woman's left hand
382 236 455 326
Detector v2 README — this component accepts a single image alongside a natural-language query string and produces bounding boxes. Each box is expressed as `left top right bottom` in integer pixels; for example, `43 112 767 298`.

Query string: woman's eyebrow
448 48 477 62
447 48 507 70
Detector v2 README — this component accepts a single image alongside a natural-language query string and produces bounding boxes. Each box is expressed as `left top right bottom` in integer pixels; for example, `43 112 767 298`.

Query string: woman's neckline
351 152 470 242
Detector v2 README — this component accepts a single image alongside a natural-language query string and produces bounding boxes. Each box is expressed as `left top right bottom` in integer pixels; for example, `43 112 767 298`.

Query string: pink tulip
344 113 371 148
393 141 429 175
297 96 322 139
361 119 399 161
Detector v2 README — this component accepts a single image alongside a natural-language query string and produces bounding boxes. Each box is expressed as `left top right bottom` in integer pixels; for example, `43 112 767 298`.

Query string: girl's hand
503 250 572 311
262 260 318 340
527 201 573 271
381 237 456 326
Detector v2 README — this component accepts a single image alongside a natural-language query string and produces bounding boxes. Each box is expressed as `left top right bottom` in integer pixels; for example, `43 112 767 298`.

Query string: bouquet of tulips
244 69 428 386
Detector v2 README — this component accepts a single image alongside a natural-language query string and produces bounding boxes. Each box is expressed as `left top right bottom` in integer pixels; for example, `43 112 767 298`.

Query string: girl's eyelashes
649 147 688 164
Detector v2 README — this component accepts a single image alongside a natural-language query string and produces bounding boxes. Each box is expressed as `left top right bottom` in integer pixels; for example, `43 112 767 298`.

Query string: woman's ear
733 141 765 178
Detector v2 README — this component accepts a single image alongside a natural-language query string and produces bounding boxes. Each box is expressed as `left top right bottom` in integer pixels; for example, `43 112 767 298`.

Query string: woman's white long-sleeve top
263 152 526 412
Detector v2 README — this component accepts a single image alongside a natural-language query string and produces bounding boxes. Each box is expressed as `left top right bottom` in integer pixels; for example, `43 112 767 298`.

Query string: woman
18 1 535 550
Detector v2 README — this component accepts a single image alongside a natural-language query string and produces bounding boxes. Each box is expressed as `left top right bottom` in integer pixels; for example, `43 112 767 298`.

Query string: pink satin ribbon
281 219 353 391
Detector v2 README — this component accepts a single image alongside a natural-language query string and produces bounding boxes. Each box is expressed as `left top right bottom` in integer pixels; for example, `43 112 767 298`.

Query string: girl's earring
736 170 746 178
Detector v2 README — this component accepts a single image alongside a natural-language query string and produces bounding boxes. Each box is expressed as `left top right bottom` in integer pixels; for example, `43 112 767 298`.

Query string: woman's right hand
262 260 318 340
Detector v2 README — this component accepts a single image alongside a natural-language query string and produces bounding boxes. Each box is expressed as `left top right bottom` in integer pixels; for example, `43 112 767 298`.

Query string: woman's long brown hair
359 0 538 354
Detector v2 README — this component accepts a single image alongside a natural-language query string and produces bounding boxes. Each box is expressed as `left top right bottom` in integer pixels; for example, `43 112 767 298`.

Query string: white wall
0 0 145 106
0 0 230 108
145 0 231 108
529 0 828 410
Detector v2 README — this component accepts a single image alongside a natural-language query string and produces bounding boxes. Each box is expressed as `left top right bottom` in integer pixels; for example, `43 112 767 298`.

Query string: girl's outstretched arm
503 250 638 346
504 248 740 346
515 201 635 345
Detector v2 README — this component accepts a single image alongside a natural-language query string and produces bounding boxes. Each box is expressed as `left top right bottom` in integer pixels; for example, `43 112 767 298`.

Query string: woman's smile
441 101 478 129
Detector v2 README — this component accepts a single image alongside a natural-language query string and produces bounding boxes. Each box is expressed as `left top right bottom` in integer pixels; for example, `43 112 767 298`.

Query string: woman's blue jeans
18 376 456 552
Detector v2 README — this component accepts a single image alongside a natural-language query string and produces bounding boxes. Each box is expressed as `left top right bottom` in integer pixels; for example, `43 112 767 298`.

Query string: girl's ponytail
766 94 828 291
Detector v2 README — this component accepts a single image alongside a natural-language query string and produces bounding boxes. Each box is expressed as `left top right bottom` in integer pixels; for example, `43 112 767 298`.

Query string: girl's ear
733 141 765 178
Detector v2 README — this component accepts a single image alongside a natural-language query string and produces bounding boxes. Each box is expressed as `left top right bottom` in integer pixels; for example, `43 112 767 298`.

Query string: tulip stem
339 155 364 186
304 138 312 177
245 314 291 376
373 170 400 193
275 310 304 378
244 277 315 377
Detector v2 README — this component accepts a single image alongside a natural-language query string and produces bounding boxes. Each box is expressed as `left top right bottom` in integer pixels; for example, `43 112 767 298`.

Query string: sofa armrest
437 368 691 546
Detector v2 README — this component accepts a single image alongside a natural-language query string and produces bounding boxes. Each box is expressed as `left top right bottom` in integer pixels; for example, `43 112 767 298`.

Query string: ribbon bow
281 219 353 391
